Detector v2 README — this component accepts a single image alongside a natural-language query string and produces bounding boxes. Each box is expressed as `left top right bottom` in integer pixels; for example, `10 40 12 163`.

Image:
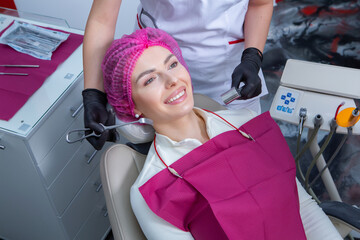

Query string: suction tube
295 114 322 183
305 119 336 193
305 116 342 202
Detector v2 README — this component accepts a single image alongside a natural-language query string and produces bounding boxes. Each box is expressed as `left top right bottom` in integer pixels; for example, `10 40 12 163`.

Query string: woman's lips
165 87 186 104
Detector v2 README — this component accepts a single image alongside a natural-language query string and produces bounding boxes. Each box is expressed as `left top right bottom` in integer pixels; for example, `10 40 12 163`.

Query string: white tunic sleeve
296 178 343 240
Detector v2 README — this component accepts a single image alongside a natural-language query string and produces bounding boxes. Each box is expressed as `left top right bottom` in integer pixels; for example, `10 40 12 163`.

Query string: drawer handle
0 138 5 150
70 103 84 118
96 183 103 192
86 150 98 164
102 207 108 217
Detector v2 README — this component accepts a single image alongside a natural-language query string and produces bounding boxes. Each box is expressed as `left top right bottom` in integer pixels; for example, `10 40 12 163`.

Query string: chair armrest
320 201 360 235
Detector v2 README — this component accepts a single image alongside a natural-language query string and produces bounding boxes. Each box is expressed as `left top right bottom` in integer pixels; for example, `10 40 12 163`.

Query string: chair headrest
115 116 155 144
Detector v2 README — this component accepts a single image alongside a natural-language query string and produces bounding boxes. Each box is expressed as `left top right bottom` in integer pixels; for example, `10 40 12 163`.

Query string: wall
14 0 139 38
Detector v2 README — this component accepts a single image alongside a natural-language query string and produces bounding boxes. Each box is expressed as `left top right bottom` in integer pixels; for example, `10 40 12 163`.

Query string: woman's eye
169 61 178 69
144 77 154 86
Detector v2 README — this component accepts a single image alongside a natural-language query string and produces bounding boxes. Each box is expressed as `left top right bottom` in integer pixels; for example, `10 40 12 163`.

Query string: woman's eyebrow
164 54 175 64
136 68 155 83
136 54 175 82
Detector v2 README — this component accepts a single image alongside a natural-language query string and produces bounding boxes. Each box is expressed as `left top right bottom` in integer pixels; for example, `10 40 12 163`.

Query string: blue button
284 100 289 105
287 108 293 113
277 105 282 111
290 97 295 102
287 92 292 97
282 106 287 112
281 95 286 100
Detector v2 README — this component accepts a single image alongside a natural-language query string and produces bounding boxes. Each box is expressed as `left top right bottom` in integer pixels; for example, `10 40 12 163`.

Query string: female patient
102 28 342 240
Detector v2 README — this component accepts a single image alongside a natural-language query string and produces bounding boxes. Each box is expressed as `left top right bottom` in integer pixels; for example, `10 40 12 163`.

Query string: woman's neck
154 110 210 144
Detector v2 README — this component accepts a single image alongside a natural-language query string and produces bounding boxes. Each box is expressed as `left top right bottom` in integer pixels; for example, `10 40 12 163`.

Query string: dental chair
100 93 360 240
99 94 226 240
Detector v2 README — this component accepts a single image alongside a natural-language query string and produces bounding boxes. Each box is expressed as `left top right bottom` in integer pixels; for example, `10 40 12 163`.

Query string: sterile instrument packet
0 20 69 60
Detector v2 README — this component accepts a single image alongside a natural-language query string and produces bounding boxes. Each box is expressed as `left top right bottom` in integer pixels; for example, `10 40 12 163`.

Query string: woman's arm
296 179 343 239
83 0 123 90
244 0 273 52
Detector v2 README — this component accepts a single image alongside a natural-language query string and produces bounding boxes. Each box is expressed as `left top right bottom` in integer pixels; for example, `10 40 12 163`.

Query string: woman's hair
102 27 188 122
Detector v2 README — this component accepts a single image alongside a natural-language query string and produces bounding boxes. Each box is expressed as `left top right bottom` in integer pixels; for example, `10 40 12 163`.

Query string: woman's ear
134 108 142 118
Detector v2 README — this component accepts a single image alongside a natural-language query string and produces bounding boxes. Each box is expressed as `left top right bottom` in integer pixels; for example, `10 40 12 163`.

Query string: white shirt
130 108 342 240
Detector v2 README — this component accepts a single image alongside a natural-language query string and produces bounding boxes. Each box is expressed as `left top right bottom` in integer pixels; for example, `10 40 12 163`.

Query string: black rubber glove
231 47 263 100
82 89 116 150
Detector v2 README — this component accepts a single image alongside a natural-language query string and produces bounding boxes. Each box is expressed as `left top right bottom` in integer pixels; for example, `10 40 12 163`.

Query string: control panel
270 60 360 135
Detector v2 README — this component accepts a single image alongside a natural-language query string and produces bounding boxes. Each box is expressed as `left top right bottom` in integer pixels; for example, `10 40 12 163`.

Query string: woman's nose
163 72 178 88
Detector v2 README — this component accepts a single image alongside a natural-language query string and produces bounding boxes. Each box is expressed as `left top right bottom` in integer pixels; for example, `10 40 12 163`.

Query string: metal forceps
66 118 153 143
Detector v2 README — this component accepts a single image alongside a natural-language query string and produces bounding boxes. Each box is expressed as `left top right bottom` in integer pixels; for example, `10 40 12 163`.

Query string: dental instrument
66 118 153 144
221 87 242 104
0 72 28 76
0 64 39 67
221 82 245 105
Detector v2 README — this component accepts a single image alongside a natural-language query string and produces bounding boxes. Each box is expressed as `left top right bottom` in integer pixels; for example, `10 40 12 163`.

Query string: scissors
66 118 153 143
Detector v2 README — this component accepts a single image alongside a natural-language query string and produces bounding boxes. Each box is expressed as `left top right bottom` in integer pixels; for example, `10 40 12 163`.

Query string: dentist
82 0 273 150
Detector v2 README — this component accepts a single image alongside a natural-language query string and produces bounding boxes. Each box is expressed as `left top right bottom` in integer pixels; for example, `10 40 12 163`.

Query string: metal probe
0 72 28 76
0 65 39 68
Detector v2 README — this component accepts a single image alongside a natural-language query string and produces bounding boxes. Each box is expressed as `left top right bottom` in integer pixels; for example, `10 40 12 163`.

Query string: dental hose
295 117 321 183
295 133 321 182
307 131 349 190
295 130 305 181
296 108 307 157
295 114 323 203
304 124 336 196
306 104 358 195
295 119 322 202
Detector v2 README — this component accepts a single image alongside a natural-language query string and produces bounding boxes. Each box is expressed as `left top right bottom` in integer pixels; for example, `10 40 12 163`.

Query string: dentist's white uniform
136 0 268 113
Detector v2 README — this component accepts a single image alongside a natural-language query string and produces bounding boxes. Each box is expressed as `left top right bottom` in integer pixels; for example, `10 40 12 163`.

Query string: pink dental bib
139 112 306 240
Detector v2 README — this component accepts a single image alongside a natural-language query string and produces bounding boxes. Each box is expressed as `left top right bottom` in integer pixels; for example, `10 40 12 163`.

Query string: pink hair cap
102 27 188 122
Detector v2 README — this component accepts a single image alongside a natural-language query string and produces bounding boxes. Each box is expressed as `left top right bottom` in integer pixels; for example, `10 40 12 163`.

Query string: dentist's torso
136 0 267 109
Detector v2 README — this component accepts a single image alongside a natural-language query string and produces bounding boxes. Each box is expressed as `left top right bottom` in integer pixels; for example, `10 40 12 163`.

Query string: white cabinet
0 12 111 240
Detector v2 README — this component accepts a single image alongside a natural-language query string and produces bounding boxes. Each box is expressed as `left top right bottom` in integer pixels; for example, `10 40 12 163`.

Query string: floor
106 0 360 239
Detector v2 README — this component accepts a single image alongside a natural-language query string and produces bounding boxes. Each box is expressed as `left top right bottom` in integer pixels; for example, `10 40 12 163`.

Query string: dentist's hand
231 47 263 100
82 89 116 150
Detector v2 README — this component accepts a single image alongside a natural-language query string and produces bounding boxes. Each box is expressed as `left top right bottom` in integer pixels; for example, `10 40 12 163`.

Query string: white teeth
167 90 185 103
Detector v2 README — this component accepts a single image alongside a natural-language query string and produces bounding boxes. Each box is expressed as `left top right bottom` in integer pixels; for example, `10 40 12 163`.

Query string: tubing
307 129 342 201
308 133 348 190
295 114 322 182
305 128 335 192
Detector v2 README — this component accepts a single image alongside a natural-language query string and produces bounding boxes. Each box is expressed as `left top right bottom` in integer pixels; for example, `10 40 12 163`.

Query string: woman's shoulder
131 145 165 190
213 108 258 127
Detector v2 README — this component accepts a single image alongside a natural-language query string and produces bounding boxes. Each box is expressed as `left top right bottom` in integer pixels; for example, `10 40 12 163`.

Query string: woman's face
131 46 193 124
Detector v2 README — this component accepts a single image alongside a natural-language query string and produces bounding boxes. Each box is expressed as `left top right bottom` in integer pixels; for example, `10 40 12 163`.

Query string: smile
166 90 185 104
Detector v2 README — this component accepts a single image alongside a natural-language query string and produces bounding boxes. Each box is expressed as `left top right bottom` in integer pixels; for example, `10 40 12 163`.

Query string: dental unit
270 59 360 238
